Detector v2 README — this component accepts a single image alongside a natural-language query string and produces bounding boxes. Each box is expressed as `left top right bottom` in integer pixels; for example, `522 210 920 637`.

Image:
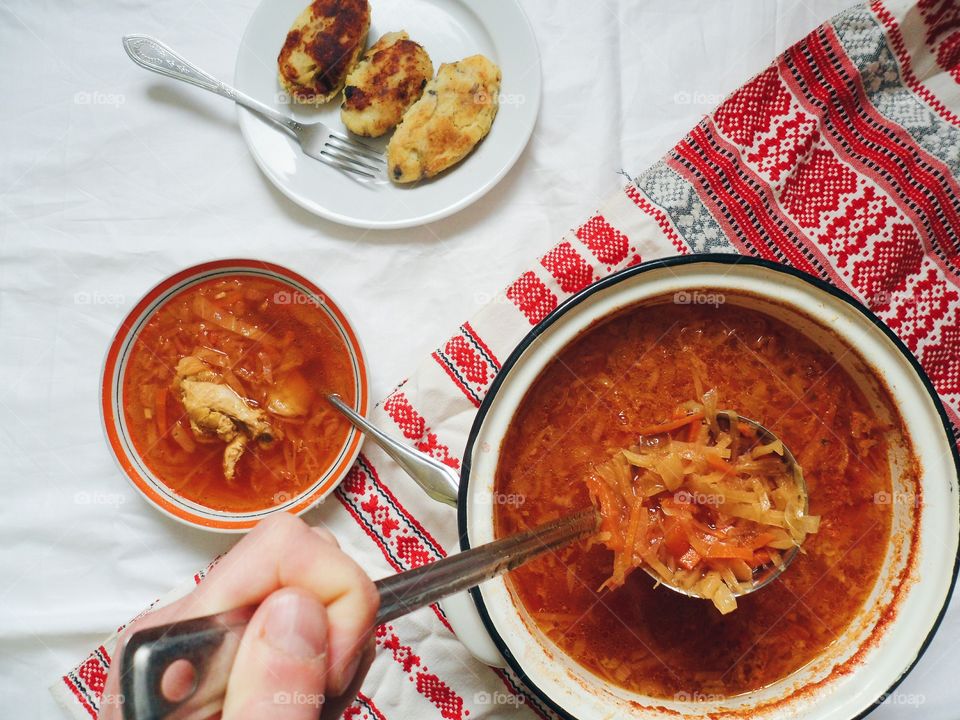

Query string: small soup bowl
449 255 959 719
101 259 369 532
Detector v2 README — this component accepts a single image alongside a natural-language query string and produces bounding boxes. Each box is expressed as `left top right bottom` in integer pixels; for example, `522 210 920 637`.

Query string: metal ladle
654 410 809 598
117 402 806 719
327 396 807 597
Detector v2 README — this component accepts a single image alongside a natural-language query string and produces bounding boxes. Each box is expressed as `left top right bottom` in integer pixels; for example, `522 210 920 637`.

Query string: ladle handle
118 509 597 720
376 508 596 623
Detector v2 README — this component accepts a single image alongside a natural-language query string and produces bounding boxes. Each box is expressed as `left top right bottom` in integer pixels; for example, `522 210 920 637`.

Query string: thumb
222 588 329 720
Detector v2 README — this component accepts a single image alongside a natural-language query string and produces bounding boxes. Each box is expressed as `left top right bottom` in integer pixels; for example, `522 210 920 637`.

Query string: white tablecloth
2 0 956 716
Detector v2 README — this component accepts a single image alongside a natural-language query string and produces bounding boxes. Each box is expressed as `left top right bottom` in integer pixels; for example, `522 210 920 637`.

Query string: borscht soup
122 275 356 512
494 296 903 698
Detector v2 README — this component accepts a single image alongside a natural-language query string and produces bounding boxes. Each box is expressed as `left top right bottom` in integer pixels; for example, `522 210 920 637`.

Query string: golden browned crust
386 54 501 183
278 0 370 105
340 31 433 138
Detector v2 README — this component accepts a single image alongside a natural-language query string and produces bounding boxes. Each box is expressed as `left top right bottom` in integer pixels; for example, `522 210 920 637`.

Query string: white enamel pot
443 255 959 719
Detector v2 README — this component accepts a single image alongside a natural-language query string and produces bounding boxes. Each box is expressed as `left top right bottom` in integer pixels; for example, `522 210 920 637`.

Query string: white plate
235 0 541 228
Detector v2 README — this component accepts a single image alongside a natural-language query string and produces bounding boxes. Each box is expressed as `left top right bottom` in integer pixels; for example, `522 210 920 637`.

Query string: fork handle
122 34 301 136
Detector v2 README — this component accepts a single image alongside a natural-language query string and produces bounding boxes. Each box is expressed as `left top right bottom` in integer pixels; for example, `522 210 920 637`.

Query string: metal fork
122 35 388 184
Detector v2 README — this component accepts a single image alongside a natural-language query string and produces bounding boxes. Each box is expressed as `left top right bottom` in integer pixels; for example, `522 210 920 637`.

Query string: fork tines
322 134 387 182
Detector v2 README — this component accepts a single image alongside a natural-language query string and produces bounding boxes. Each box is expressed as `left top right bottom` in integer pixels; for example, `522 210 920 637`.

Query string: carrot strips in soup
585 396 819 614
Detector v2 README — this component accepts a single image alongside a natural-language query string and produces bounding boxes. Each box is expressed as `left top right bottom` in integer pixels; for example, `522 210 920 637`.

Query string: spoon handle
118 509 596 720
327 394 460 507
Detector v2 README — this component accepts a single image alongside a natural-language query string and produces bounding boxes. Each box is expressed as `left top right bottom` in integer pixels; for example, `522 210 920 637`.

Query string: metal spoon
118 509 597 720
327 394 460 507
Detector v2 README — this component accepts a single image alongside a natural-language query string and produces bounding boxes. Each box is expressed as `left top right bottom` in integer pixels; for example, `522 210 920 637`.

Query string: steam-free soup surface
494 300 895 697
123 276 355 512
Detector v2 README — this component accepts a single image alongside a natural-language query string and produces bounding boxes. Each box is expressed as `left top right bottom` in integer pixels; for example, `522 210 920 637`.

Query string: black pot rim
457 253 960 720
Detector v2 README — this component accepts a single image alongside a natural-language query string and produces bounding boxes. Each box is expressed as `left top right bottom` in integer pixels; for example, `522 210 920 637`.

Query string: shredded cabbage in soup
586 391 820 614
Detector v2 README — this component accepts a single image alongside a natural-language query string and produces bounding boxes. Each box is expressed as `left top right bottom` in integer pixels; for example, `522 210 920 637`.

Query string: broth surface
494 299 895 697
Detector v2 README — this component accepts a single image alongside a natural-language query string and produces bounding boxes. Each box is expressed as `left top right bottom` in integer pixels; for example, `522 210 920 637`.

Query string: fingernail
340 652 363 687
262 591 326 659
337 635 373 691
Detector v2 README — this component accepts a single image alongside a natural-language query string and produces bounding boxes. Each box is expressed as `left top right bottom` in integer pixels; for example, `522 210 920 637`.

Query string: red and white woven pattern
54 0 960 717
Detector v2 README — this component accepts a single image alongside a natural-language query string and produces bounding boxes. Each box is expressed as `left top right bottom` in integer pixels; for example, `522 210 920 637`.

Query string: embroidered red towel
55 0 960 717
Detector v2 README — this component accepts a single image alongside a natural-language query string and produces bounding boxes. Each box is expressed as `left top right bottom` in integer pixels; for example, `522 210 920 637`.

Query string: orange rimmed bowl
100 259 369 532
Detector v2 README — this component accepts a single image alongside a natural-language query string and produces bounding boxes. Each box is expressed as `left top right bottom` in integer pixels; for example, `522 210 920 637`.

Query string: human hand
99 513 379 720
